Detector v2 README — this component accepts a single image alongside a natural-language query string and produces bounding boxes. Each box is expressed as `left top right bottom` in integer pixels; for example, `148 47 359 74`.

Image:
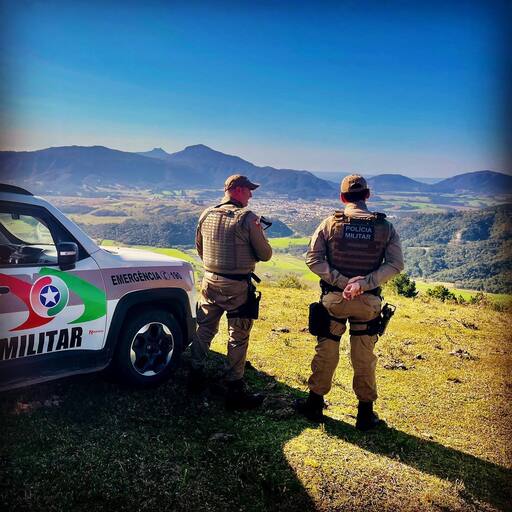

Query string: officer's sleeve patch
343 222 375 241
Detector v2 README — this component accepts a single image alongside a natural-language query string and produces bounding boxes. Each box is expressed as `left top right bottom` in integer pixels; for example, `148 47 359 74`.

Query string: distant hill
163 145 335 199
302 170 511 195
136 147 171 160
431 170 512 194
0 146 172 194
0 144 337 199
367 174 431 192
164 144 258 183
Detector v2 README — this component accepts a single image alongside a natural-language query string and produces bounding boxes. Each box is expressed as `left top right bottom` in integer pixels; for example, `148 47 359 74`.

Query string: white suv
0 184 196 390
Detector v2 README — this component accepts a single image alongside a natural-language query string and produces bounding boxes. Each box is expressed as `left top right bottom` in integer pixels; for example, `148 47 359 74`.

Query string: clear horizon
1 1 509 177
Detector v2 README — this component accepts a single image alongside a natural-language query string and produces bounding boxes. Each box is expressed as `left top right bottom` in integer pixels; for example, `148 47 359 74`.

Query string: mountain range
0 144 510 197
0 145 335 198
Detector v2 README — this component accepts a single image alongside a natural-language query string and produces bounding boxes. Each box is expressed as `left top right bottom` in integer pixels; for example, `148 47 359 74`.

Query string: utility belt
309 296 396 341
210 272 262 320
211 271 261 283
319 279 381 297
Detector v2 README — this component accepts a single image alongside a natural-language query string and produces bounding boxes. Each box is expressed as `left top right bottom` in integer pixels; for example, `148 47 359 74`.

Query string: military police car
0 184 196 391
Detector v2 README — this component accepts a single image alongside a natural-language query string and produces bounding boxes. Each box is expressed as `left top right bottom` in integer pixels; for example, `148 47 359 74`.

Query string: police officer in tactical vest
297 174 404 429
189 174 272 409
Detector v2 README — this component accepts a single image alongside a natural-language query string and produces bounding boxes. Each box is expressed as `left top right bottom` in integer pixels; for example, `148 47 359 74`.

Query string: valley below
47 188 512 295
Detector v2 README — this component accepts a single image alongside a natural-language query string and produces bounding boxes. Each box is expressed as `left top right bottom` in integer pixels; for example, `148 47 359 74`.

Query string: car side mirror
57 242 78 271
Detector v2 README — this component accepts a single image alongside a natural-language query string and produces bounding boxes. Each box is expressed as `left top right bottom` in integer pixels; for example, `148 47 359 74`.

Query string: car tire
111 309 183 387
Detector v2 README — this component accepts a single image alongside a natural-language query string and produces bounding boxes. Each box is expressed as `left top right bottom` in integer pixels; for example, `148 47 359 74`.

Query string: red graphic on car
0 274 54 331
0 268 106 332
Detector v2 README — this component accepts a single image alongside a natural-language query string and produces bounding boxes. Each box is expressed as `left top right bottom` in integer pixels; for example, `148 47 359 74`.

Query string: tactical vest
199 205 257 274
327 211 390 278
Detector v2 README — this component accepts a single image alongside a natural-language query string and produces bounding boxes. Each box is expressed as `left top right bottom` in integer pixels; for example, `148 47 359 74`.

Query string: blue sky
0 0 508 177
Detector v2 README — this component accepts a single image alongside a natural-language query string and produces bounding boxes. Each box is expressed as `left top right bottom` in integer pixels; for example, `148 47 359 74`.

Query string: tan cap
340 174 368 193
224 174 260 191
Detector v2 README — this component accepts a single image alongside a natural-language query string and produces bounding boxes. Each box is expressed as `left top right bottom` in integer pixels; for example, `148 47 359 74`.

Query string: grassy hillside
0 286 510 511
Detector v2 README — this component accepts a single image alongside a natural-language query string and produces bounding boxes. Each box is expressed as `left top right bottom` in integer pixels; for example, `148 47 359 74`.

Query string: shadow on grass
218 355 511 510
0 352 510 511
0 359 315 512
322 417 511 510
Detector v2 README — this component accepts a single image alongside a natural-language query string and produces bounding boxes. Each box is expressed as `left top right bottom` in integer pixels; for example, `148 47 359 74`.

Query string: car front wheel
112 309 183 387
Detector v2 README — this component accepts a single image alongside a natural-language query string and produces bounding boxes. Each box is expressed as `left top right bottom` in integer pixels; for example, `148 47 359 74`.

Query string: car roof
0 184 33 196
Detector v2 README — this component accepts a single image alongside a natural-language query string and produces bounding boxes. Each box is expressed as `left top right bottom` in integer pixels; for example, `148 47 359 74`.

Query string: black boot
295 391 325 423
356 401 385 431
186 367 208 393
225 379 264 410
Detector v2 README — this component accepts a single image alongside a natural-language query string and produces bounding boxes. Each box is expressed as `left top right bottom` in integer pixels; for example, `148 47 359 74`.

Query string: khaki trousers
308 291 382 402
191 272 253 381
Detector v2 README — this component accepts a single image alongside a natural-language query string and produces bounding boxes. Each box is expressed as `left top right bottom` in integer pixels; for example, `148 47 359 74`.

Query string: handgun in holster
378 303 396 335
226 273 262 320
349 302 396 337
259 216 272 230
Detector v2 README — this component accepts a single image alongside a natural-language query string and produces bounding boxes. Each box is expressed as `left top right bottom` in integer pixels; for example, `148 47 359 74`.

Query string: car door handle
0 286 10 294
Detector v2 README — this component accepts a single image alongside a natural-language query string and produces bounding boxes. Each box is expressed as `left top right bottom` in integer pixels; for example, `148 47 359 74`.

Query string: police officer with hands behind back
189 174 272 410
297 174 404 429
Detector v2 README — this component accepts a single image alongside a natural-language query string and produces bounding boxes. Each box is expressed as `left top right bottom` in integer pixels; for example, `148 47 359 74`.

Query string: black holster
227 279 261 320
378 303 396 335
308 302 345 341
308 302 331 337
349 303 396 337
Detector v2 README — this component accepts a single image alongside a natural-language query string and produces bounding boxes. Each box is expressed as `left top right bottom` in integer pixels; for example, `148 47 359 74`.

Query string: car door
0 201 108 390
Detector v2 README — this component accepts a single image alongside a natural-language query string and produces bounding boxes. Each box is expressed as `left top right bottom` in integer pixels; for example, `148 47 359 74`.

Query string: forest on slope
393 204 511 293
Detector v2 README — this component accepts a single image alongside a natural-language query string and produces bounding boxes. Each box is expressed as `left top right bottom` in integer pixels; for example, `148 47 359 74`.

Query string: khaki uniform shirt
196 197 272 273
306 201 404 291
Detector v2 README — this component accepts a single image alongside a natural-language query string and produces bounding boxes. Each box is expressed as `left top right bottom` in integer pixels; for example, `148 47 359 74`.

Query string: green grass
0 287 510 511
269 237 310 249
259 254 317 282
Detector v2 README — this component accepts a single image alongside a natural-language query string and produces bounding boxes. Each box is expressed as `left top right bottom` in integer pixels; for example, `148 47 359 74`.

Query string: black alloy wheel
112 309 183 387
130 322 174 376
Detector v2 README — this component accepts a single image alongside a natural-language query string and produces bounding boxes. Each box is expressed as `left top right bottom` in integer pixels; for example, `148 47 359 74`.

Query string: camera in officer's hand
259 216 272 230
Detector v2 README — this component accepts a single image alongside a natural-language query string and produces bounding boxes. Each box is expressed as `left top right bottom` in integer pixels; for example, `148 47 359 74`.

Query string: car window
0 213 54 245
0 207 58 266
0 201 89 267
